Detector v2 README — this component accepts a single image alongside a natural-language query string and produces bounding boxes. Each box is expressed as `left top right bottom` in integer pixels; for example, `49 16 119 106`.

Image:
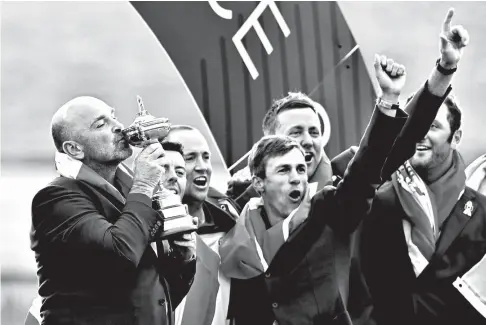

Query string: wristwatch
376 98 399 110
436 59 457 75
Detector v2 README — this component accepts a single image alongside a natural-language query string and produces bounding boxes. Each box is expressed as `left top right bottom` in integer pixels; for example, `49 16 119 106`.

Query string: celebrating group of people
26 8 486 325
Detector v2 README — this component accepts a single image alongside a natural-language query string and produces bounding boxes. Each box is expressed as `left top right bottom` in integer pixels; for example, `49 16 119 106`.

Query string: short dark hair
248 135 304 179
51 121 80 153
51 122 68 153
406 92 462 142
160 141 184 156
443 95 462 141
262 92 318 135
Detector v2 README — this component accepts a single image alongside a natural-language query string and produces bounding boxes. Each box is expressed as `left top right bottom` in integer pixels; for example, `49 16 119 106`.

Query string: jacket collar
54 151 133 205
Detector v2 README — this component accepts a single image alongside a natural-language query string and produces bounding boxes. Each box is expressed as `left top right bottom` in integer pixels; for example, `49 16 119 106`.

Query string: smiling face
160 150 187 198
256 147 308 221
274 107 323 178
166 128 212 204
410 103 461 172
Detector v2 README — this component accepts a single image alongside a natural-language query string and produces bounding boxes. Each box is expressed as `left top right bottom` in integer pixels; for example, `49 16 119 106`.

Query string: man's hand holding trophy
123 96 198 259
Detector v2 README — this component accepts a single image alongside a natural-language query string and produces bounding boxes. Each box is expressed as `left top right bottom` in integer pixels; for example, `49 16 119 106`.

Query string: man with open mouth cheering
219 51 428 324
165 125 239 325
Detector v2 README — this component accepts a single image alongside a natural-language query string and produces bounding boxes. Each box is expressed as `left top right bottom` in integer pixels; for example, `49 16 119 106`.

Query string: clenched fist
374 54 406 103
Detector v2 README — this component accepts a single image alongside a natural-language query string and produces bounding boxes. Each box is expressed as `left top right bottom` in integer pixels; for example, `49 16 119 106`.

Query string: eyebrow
276 162 306 168
286 126 303 133
185 150 210 156
432 119 444 127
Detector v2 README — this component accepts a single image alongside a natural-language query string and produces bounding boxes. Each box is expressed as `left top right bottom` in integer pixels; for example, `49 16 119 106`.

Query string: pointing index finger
442 8 454 33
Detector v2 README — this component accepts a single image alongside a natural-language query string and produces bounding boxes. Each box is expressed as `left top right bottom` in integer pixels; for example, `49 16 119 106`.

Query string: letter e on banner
232 0 291 79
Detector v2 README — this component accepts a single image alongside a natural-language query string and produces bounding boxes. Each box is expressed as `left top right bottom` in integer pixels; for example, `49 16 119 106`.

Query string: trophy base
160 215 198 239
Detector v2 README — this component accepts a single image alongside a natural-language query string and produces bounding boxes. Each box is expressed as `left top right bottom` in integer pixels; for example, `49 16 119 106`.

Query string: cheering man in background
166 125 239 325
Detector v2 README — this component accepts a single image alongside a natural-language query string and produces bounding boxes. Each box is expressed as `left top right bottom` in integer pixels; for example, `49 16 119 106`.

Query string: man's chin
279 205 299 218
186 189 208 204
110 149 132 165
410 156 430 170
307 155 323 177
306 163 317 178
119 148 133 160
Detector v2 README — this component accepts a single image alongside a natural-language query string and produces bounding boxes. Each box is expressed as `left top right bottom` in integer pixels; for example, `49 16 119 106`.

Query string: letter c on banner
208 0 233 20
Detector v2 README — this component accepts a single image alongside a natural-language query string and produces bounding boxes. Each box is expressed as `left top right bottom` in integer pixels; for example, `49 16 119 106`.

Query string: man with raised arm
358 9 486 325
220 53 417 324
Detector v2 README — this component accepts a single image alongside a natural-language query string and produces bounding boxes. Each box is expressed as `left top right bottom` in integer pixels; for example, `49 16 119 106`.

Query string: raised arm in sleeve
316 106 408 234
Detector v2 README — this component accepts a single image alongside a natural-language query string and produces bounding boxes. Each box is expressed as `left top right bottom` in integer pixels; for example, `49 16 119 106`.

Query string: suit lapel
381 183 418 280
199 201 236 234
432 188 478 261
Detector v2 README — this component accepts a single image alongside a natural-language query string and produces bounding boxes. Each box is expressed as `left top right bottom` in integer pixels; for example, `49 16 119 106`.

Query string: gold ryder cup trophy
122 96 197 238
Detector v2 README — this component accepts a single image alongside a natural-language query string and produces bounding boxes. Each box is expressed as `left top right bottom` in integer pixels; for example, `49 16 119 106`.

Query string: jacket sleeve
381 81 453 179
31 184 161 272
159 257 197 308
331 146 359 178
313 106 408 234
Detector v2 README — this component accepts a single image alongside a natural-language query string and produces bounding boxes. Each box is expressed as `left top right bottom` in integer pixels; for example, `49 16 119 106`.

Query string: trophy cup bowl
152 191 198 239
121 116 171 148
121 95 171 148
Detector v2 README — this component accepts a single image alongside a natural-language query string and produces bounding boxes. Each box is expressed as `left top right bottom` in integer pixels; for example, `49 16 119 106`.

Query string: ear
252 175 264 195
62 141 85 160
451 129 462 149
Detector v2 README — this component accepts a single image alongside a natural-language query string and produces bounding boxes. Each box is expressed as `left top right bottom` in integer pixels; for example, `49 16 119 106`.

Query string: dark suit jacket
30 176 196 325
231 104 410 325
336 83 486 325
206 187 241 222
230 81 452 325
361 184 486 325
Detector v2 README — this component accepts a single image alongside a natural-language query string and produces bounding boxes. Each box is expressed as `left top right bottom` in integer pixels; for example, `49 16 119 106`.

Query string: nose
164 167 177 185
112 119 125 134
289 168 301 185
300 131 313 150
194 155 209 173
419 130 431 144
